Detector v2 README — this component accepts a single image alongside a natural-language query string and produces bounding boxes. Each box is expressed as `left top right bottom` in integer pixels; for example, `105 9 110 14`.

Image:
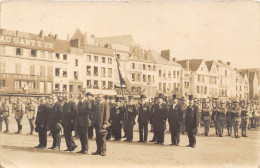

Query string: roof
147 50 181 67
177 59 203 71
215 60 234 71
205 61 214 71
94 35 136 46
82 44 114 56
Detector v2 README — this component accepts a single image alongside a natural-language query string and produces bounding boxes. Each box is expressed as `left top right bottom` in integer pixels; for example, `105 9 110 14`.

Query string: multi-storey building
235 72 249 100
205 60 219 98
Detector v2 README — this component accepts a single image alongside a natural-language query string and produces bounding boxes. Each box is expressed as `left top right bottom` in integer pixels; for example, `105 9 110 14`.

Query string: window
173 71 176 78
40 66 45 76
173 83 177 90
163 71 166 78
39 82 45 93
31 50 37 57
74 71 78 80
63 54 67 60
138 74 141 82
94 67 98 76
94 56 98 62
47 66 53 76
75 59 78 66
69 85 73 92
108 81 113 89
48 52 53 59
132 63 135 69
0 62 6 73
168 71 171 78
143 64 146 70
86 66 91 76
94 80 99 89
102 81 106 89
63 85 67 92
78 85 82 92
197 86 200 94
101 67 106 77
168 83 171 90
15 64 21 74
177 71 179 79
0 80 6 87
185 82 189 89
225 70 228 76
159 70 162 77
143 74 146 82
148 75 151 83
56 53 60 60
102 57 106 63
16 48 23 56
15 80 21 89
87 80 91 88
0 46 5 54
55 68 60 77
63 70 67 77
55 83 60 91
86 55 91 62
40 51 45 58
159 82 162 90
163 83 166 92
132 74 135 81
148 65 151 71
108 58 112 64
108 68 112 77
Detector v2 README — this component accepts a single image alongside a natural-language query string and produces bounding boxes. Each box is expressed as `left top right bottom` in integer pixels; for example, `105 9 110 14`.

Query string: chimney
227 62 231 66
185 60 190 71
39 30 44 39
54 34 58 39
161 50 171 61
70 39 80 48
172 58 177 62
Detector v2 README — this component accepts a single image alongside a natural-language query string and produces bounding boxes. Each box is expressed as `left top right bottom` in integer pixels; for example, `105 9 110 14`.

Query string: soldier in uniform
137 94 151 143
26 98 37 135
124 96 137 142
185 95 199 148
168 95 183 146
61 94 77 152
201 99 212 136
92 94 110 156
232 100 241 138
14 97 25 134
240 100 249 137
34 97 49 148
47 95 62 150
212 99 219 136
76 92 91 154
226 101 233 136
0 99 11 133
110 97 124 141
152 94 168 145
216 100 227 137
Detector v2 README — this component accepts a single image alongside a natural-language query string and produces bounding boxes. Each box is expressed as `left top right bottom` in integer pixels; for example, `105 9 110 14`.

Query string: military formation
0 93 260 155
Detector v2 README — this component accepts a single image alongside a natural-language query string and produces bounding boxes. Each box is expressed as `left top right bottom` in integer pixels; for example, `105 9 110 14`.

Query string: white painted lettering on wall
0 35 54 49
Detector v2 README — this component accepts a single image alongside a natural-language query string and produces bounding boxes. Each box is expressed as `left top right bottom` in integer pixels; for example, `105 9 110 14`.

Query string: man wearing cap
26 98 37 135
201 99 212 136
232 100 241 138
0 98 11 133
14 97 25 134
168 95 183 146
226 101 233 136
110 97 124 141
61 94 78 152
211 99 219 136
152 94 168 145
76 92 91 154
185 95 199 148
216 100 227 137
92 94 110 156
47 94 62 150
35 97 49 148
124 96 137 142
240 100 249 137
137 94 151 143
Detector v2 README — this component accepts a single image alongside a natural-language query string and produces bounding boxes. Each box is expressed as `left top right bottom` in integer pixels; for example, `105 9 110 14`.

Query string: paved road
1 126 260 168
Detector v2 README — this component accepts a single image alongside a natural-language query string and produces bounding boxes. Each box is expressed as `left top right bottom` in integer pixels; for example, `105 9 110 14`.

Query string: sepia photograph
0 1 259 168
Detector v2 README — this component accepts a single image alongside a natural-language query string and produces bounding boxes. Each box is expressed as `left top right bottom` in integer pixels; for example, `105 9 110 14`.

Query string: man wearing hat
211 99 219 136
201 99 212 136
0 98 11 133
179 96 187 134
14 97 25 134
86 92 94 139
110 97 124 141
137 94 151 143
124 95 137 142
232 100 241 138
168 94 183 146
152 93 168 145
216 100 227 137
226 101 233 136
185 95 199 148
240 101 249 137
92 94 110 156
75 92 91 154
104 95 113 140
26 97 38 135
47 94 62 150
34 97 49 148
149 97 158 142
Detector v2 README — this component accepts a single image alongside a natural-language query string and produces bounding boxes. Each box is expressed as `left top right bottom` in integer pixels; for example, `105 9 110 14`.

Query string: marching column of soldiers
0 93 260 155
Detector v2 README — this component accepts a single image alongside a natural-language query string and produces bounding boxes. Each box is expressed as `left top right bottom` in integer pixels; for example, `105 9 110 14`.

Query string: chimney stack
161 50 171 61
227 62 231 66
172 58 177 62
39 30 44 39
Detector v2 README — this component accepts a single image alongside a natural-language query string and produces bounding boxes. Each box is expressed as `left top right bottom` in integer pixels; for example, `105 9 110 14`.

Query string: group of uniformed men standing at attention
0 93 259 156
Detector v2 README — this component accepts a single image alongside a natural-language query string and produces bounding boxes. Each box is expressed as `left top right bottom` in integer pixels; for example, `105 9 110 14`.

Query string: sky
1 1 259 69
